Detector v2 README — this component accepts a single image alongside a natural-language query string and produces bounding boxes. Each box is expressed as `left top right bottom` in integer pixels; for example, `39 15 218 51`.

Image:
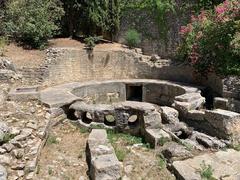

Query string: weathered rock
0 148 6 154
11 149 24 159
205 109 240 142
172 149 240 180
0 154 11 165
14 128 32 141
161 142 193 161
214 97 228 110
160 106 179 124
187 110 205 121
174 93 205 115
150 54 160 62
91 154 121 180
0 122 9 133
143 111 162 129
25 158 37 173
0 58 16 71
2 143 14 152
182 139 204 151
190 131 226 149
0 165 7 180
144 129 171 147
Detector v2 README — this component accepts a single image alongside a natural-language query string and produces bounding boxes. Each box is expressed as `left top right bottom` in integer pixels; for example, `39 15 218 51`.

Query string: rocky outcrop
86 129 121 180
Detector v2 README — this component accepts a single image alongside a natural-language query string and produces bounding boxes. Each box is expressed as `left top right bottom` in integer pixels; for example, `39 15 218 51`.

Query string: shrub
125 29 141 48
177 0 240 76
84 36 102 50
3 0 64 48
198 161 216 180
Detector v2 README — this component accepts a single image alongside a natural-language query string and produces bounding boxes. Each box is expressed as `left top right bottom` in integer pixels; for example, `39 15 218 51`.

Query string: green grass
114 146 129 162
46 135 58 145
79 127 89 134
107 130 151 162
48 167 53 175
233 144 240 151
198 161 216 180
0 133 15 145
107 130 143 146
158 137 170 146
158 155 167 169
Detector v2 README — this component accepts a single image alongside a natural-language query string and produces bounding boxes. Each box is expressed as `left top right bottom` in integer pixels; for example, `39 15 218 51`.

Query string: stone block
172 149 240 180
214 97 228 110
187 110 205 121
8 86 40 101
143 111 162 129
144 129 171 148
160 106 179 124
91 154 121 180
86 129 122 180
205 109 240 141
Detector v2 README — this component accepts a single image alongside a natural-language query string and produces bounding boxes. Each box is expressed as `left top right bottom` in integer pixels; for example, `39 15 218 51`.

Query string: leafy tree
60 0 87 37
3 0 64 48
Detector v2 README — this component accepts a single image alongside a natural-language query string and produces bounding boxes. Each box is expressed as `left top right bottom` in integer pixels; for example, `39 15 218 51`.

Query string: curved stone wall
40 79 203 108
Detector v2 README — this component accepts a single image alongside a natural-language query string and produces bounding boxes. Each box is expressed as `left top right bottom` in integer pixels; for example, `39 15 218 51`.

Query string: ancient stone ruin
1 46 240 179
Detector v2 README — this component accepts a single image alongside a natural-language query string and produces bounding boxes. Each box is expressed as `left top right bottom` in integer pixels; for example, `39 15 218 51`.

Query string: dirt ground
3 38 124 69
36 119 175 180
35 120 89 180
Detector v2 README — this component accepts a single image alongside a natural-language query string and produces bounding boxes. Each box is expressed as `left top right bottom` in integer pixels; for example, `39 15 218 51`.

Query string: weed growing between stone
158 154 167 170
46 134 58 145
198 161 216 180
106 130 151 161
0 133 15 145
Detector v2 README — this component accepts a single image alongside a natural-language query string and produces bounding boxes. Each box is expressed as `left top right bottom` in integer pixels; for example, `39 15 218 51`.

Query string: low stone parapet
86 129 122 180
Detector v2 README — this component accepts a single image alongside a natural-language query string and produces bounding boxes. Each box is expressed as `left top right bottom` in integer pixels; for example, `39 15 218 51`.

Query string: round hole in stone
82 112 93 124
128 115 138 126
67 109 78 121
104 115 116 126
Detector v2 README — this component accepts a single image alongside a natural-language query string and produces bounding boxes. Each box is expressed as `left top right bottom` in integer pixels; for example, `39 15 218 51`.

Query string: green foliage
107 130 142 145
84 36 102 50
0 36 8 56
114 146 129 162
125 29 141 48
0 133 15 145
121 0 176 41
177 0 240 76
158 154 167 169
46 134 58 145
158 137 170 146
86 0 120 39
198 161 216 180
3 0 64 48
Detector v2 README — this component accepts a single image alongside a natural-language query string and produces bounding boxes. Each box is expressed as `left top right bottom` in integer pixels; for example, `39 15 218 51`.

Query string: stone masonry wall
40 48 195 86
